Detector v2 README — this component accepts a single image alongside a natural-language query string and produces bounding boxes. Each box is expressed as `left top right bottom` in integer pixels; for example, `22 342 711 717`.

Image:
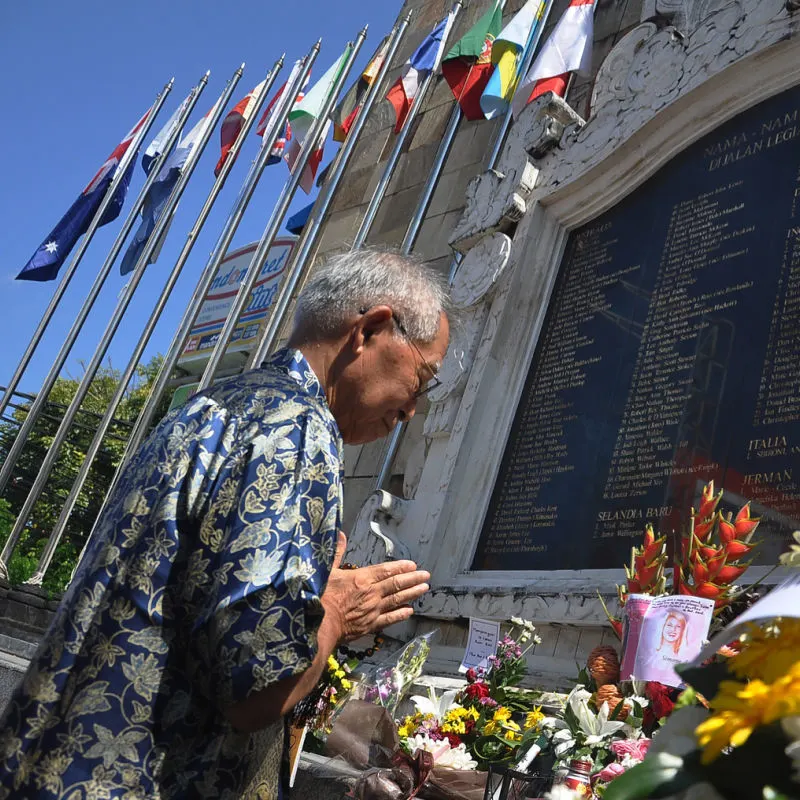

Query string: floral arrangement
291 654 355 733
539 679 651 795
396 619 547 772
604 612 800 799
601 481 762 639
358 633 434 718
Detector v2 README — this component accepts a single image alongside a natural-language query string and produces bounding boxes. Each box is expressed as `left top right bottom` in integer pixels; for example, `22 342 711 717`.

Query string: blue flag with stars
16 110 149 283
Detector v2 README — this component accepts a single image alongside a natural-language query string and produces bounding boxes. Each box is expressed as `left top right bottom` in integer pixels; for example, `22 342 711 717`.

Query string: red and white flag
214 81 266 176
511 0 596 117
285 119 330 193
256 60 309 165
84 110 150 194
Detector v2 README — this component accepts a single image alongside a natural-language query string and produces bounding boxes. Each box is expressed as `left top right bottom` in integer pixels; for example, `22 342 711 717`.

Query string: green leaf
603 754 694 800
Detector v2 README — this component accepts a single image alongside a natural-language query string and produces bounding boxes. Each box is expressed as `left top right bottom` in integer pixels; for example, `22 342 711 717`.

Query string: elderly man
0 248 450 799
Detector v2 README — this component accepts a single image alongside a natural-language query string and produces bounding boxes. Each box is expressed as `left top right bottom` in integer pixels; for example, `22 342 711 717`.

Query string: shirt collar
264 347 327 404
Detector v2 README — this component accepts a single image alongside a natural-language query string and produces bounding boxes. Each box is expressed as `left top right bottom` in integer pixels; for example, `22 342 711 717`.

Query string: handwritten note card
459 617 501 673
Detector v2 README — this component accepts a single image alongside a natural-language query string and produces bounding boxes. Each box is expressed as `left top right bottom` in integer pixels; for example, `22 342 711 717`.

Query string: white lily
410 687 459 721
579 701 628 746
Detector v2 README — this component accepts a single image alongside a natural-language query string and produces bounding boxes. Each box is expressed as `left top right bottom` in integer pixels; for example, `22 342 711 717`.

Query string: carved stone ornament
346 489 412 565
450 232 513 309
448 162 538 253
500 92 587 170
449 93 584 252
642 0 745 35
540 0 792 198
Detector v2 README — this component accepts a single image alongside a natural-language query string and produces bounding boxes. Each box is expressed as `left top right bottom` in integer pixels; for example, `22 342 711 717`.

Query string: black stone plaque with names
474 84 800 572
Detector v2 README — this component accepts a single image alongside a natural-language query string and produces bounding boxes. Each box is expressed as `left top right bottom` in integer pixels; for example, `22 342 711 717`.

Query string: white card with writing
459 617 501 673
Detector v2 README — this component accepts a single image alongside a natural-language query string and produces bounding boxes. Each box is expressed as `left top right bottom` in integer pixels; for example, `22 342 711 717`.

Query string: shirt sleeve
201 407 342 706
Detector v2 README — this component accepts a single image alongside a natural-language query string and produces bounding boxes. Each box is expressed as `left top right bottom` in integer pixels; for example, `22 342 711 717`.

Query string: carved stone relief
346 490 412 565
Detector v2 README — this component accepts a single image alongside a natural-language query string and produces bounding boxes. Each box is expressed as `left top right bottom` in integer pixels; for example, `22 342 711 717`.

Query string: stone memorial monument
346 0 800 686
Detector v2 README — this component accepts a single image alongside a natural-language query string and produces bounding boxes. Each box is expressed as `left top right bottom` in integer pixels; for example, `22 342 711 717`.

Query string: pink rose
610 738 651 762
594 762 626 784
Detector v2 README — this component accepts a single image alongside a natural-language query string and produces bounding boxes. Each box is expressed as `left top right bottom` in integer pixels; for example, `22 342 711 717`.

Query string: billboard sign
178 238 294 373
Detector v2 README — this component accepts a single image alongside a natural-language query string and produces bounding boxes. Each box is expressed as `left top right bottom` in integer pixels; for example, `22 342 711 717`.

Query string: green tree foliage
0 357 170 595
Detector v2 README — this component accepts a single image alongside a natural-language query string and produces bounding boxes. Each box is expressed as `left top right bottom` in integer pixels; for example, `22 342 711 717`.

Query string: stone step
0 633 37 661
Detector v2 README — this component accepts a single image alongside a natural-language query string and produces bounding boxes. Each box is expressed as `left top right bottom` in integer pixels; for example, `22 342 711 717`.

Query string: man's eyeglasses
393 315 443 399
359 308 442 398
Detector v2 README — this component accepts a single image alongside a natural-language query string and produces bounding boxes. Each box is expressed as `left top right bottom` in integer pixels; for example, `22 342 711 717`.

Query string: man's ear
351 305 394 354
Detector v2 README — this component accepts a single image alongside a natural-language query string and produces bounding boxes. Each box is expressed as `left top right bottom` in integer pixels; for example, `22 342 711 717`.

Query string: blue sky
1 1 401 396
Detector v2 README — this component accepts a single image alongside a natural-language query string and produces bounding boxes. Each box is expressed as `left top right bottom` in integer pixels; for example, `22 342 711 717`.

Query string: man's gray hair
293 248 450 343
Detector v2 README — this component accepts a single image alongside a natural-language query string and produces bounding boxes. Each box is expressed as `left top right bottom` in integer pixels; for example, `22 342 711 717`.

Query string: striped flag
17 109 149 282
512 0 596 116
215 81 266 176
480 0 545 120
386 15 455 134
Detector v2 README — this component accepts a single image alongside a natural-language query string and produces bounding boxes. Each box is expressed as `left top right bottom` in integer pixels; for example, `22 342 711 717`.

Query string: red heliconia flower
643 538 666 563
706 551 727 578
696 481 722 521
637 562 660 588
718 514 736 545
610 619 623 639
733 504 759 539
698 545 722 561
725 539 755 559
694 581 724 599
643 523 655 549
693 518 715 542
715 563 749 584
627 579 642 593
692 561 710 584
678 581 693 595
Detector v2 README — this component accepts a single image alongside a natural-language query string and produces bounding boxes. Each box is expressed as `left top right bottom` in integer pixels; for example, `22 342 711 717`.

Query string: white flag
511 0 596 117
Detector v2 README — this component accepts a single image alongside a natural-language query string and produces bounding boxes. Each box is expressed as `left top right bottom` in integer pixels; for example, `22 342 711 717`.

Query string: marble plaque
474 85 800 571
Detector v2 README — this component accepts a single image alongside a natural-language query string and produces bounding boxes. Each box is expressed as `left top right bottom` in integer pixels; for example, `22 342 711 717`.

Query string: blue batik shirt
0 349 343 799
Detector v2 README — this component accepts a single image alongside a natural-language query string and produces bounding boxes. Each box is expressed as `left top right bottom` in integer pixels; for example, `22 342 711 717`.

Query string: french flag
386 14 455 134
17 109 149 282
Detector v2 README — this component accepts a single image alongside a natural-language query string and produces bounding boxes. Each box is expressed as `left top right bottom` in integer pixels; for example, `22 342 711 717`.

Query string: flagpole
0 81 173 423
0 68 234 581
0 82 203 499
485 0 557 168
245 12 413 369
352 0 463 250
99 45 318 495
25 59 287 587
197 28 367 392
374 0 516 491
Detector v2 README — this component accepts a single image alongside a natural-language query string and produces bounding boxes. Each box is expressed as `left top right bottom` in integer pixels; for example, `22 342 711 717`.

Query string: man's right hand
321 532 431 642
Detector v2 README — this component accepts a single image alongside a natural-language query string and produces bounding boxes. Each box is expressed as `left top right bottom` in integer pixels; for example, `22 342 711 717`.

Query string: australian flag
16 110 150 282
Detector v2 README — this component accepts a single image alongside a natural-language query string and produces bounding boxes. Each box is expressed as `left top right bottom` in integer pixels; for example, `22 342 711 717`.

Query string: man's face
330 309 450 445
